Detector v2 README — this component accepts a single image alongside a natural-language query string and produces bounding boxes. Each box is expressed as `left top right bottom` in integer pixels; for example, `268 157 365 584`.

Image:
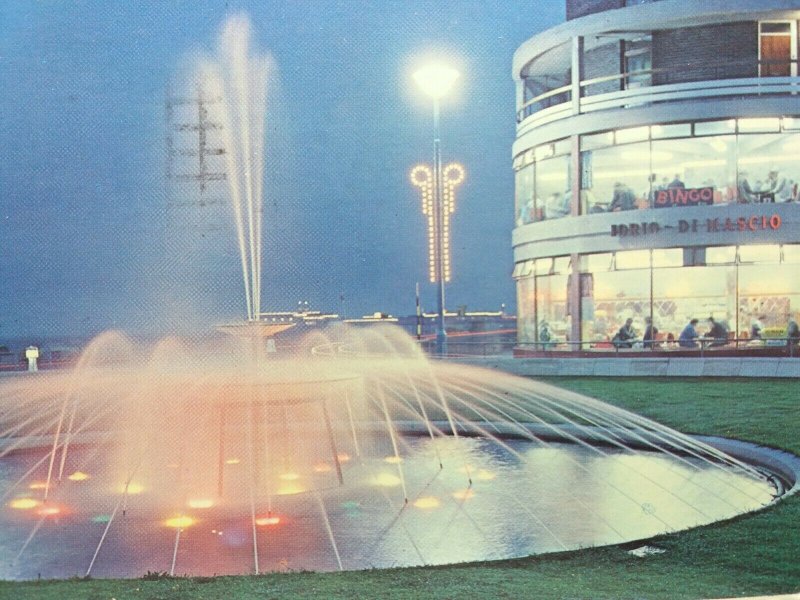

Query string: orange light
225 458 240 465
28 482 48 490
187 498 214 509
313 462 332 473
255 516 281 526
67 471 90 482
164 515 195 529
413 496 440 509
9 498 40 510
37 505 62 517
337 453 351 463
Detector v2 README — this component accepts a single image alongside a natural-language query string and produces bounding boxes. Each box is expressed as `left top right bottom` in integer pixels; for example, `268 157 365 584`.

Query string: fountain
0 14 788 579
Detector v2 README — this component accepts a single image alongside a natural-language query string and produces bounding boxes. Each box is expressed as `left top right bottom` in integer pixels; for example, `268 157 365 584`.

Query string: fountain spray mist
200 15 271 320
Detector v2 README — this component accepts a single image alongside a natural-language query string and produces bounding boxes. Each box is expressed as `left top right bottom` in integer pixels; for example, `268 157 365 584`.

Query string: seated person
612 318 636 348
609 182 636 211
706 317 729 347
678 319 700 348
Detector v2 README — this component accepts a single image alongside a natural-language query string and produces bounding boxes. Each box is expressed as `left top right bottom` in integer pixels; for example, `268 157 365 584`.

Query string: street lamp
413 63 460 355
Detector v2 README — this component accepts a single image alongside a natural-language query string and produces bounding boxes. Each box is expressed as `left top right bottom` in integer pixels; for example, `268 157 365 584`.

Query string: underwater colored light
92 514 111 523
28 482 48 490
255 516 281 526
313 462 332 473
37 505 62 516
67 471 90 481
9 498 41 510
373 473 402 487
121 482 145 495
337 453 351 463
277 482 304 495
453 489 475 500
384 456 403 464
187 498 214 509
413 496 440 509
164 515 195 529
225 458 241 465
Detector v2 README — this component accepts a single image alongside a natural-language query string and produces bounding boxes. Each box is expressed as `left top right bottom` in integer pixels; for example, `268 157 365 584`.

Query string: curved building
512 0 800 354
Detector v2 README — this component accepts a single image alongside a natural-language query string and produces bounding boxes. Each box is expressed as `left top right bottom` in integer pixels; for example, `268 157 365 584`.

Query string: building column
571 36 584 115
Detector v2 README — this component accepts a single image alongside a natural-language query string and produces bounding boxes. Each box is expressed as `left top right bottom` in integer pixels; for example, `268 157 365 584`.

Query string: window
759 21 797 77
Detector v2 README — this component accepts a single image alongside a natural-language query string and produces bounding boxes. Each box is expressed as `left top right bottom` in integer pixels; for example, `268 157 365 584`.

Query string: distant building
513 0 800 352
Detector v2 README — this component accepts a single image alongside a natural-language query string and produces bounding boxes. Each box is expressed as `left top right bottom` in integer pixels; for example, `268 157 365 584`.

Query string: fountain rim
1 423 796 497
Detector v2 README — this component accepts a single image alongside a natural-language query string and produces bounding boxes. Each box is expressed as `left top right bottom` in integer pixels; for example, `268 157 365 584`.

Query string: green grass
2 377 798 600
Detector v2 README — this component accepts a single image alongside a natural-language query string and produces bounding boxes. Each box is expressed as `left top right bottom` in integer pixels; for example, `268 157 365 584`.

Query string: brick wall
583 41 622 95
652 22 758 85
566 0 624 20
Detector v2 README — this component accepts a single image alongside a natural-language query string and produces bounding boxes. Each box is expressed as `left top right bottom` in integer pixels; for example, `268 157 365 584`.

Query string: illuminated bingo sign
653 186 714 208
410 163 465 283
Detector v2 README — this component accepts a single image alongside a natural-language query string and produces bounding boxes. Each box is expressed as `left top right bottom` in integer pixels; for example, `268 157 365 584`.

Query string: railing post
571 36 584 116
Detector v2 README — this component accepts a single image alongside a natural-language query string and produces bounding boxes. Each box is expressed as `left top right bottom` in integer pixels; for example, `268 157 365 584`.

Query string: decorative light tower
412 63 461 355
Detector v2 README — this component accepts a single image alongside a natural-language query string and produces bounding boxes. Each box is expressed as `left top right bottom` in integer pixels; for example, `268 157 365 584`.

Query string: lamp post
413 64 460 355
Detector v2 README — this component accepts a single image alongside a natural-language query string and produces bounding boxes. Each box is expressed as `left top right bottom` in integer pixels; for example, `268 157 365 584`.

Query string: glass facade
515 118 800 219
515 139 571 225
517 245 800 349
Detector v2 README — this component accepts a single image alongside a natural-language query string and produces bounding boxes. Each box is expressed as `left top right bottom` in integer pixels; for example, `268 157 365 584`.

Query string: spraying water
198 15 269 320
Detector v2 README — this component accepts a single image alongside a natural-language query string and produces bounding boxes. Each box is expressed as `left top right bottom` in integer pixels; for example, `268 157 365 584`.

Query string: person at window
737 171 755 203
787 315 800 346
538 321 553 349
765 168 791 202
612 318 636 348
706 317 729 347
678 318 700 348
667 173 685 189
643 316 658 349
610 182 636 211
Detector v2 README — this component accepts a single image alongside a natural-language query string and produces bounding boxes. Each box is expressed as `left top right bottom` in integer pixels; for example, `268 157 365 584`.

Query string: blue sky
0 0 564 337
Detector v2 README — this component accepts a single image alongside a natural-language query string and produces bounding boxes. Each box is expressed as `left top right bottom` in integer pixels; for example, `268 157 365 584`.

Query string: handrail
518 58 800 123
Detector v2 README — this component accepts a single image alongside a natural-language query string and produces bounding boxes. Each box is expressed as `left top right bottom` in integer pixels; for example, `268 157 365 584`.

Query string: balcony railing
517 59 800 125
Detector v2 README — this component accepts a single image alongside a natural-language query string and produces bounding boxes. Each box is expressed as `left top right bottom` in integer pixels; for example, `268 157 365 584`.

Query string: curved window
574 245 800 347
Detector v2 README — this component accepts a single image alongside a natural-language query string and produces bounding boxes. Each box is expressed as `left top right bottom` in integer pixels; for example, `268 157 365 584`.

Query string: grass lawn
2 377 798 599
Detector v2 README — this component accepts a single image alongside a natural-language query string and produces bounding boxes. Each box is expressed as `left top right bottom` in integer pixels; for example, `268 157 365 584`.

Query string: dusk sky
0 1 564 338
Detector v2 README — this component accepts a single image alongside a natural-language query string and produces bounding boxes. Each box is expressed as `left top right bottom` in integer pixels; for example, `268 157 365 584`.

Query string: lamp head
413 64 460 99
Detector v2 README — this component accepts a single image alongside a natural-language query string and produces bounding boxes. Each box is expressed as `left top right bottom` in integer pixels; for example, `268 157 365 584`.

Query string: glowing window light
9 498 41 510
164 515 195 529
67 471 90 482
37 505 62 517
225 458 241 465
413 496 440 509
255 515 281 526
373 473 402 487
187 498 214 509
28 482 48 490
